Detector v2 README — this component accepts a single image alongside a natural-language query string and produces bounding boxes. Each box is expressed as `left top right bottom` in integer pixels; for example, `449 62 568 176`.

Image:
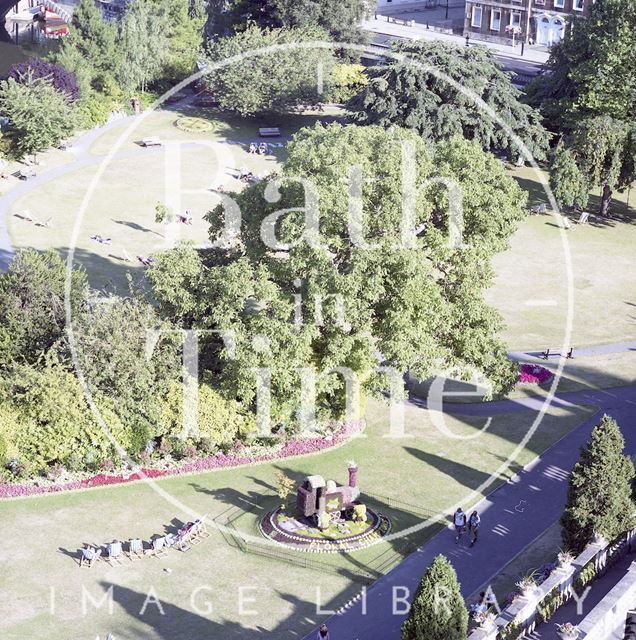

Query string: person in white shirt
453 508 467 543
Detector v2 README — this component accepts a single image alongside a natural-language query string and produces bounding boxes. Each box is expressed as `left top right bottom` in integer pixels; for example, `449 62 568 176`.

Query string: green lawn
487 165 636 349
0 398 592 640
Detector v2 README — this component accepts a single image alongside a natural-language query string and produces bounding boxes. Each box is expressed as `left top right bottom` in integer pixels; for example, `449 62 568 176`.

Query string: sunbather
91 235 112 245
136 255 155 267
258 143 268 155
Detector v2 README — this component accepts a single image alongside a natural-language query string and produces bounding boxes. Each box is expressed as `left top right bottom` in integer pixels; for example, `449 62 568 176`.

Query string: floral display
518 363 554 385
0 421 362 499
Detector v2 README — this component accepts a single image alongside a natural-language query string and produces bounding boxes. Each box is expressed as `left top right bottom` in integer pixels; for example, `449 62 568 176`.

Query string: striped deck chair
126 538 144 561
80 547 101 568
147 537 168 558
106 541 123 566
191 516 210 545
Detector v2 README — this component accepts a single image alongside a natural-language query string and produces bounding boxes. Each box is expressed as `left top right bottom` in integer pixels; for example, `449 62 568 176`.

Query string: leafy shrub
77 91 113 127
327 63 367 103
159 382 254 448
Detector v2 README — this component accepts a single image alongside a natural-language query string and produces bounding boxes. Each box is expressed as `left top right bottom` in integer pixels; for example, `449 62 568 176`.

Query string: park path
304 380 636 640
0 103 290 270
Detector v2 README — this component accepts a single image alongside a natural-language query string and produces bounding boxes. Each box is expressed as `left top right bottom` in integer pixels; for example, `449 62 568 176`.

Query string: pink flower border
518 363 553 385
0 422 362 499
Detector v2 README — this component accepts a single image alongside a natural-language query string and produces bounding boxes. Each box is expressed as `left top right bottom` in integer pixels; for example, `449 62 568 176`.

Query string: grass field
0 397 593 640
4 109 635 347
487 165 636 349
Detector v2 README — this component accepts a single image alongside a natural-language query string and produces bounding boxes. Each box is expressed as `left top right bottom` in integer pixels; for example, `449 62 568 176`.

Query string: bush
327 63 368 103
159 382 254 448
77 92 113 127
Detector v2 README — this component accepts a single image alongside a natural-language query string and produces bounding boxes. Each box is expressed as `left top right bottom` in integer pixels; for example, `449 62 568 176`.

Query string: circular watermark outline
62 40 573 550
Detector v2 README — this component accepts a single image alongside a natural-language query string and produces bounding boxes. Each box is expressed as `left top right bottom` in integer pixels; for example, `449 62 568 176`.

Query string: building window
471 6 482 28
510 11 522 28
573 0 584 10
554 0 565 7
490 9 501 30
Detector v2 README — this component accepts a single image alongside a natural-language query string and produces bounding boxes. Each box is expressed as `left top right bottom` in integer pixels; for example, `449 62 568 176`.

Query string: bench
142 137 162 147
259 127 280 138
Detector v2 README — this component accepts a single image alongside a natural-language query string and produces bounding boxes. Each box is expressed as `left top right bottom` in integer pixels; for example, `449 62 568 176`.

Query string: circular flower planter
175 116 213 133
259 506 391 553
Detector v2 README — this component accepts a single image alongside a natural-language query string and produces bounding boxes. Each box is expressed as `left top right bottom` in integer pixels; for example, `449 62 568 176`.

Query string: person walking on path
317 623 330 639
453 508 467 543
469 510 481 547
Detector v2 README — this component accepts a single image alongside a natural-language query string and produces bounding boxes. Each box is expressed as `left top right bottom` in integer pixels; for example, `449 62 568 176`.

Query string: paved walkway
303 380 636 639
363 17 550 64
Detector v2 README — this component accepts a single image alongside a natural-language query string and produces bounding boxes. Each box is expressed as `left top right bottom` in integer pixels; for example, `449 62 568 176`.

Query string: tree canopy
561 415 636 555
8 56 80 101
401 555 468 640
549 116 636 215
526 0 636 130
204 24 336 116
148 124 524 428
349 41 549 161
0 74 77 158
0 250 87 367
207 0 370 45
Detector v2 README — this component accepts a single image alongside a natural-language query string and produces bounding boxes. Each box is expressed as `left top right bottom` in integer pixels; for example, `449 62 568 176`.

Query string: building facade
464 0 593 46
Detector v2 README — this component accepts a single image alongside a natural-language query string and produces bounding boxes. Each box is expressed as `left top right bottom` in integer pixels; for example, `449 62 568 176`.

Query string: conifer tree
561 415 636 555
401 555 468 640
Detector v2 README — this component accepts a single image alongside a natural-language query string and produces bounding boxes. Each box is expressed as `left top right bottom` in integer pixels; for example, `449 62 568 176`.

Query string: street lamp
445 0 449 21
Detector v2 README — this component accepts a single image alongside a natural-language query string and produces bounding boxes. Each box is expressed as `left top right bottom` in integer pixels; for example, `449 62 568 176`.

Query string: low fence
213 489 443 585
468 529 636 640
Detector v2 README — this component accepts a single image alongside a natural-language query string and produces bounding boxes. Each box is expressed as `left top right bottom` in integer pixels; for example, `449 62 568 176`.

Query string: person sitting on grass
90 235 112 245
137 255 155 267
249 142 258 154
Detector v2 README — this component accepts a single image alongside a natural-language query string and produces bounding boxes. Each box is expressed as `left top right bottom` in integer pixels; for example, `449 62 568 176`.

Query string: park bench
387 16 414 27
259 127 280 138
141 137 162 147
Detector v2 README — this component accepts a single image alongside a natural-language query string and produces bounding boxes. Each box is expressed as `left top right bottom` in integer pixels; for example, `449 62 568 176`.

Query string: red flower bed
518 363 553 385
0 422 361 499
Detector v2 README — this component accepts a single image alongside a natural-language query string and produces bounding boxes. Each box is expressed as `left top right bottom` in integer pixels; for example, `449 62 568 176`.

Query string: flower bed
0 421 362 499
518 363 553 385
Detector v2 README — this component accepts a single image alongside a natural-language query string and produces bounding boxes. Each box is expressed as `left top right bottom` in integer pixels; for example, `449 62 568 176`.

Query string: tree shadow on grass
112 219 163 236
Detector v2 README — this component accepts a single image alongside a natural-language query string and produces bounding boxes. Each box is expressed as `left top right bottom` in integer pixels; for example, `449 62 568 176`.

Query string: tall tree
150 125 523 426
118 0 169 93
561 415 636 555
204 25 336 116
350 41 549 161
550 116 636 216
8 57 80 101
0 75 77 159
161 0 207 83
0 250 87 367
70 0 121 79
401 555 468 640
207 0 369 44
526 0 636 130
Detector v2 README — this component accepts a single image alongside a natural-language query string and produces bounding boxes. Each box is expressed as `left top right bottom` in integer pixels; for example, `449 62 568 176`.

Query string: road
368 33 544 84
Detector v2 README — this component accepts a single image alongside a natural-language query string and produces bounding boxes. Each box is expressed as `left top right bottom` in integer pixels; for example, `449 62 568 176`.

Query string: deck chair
121 249 134 263
577 210 589 224
80 547 101 568
36 217 52 228
147 537 168 558
20 209 34 222
106 541 123 566
126 538 144 561
191 516 210 544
